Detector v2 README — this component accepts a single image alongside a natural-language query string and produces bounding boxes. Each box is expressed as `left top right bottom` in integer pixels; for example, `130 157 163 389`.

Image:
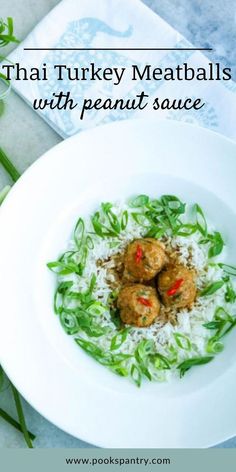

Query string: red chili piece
137 297 152 307
167 278 184 297
135 244 143 264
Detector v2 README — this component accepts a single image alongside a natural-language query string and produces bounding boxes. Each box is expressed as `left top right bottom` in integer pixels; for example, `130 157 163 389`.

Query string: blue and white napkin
7 0 236 139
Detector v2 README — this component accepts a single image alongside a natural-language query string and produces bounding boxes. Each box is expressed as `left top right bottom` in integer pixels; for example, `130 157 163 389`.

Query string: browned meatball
157 264 196 309
117 284 160 327
123 238 167 282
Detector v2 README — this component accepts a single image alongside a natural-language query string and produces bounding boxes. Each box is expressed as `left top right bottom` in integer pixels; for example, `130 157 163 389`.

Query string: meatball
117 284 160 327
123 238 167 282
157 264 196 309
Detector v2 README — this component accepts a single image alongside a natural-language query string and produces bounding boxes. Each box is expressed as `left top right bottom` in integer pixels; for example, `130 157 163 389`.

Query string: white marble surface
144 0 236 79
0 0 235 448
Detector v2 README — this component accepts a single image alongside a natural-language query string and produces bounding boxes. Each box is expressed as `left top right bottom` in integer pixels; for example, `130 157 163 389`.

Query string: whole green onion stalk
0 17 19 47
0 17 20 100
0 147 20 182
0 366 35 447
0 19 34 447
0 174 35 447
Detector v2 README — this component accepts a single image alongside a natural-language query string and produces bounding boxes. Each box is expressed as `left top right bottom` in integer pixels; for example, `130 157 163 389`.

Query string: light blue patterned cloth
8 0 236 139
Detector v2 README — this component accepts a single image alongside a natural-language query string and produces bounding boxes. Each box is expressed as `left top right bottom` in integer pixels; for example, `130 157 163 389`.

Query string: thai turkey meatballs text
123 238 167 282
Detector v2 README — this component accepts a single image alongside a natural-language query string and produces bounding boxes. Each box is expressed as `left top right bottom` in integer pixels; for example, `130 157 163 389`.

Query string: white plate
0 119 236 448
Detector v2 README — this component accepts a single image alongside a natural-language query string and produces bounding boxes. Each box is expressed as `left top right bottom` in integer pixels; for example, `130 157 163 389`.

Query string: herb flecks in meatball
157 264 196 309
123 238 167 282
117 284 160 327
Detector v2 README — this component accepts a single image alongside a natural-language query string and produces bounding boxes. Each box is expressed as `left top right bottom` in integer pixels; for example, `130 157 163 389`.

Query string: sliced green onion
168 345 178 364
208 232 224 258
219 263 236 277
87 301 106 316
75 337 131 366
75 337 108 361
203 320 225 330
194 204 208 236
150 353 171 370
200 280 225 297
218 317 236 339
161 195 186 215
101 202 121 234
145 225 167 239
176 224 197 237
121 210 128 230
200 232 224 258
131 212 150 228
224 280 236 303
173 333 191 351
109 308 123 329
110 327 130 351
91 211 118 238
86 235 94 249
130 364 142 387
59 311 79 335
111 365 129 377
88 274 96 294
47 260 80 276
53 281 73 314
215 306 234 323
206 338 224 354
74 218 84 250
77 315 107 338
177 356 214 378
134 340 154 381
129 194 149 208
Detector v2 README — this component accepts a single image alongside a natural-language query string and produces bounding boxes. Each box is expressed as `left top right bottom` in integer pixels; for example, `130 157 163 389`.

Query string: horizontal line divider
23 47 213 51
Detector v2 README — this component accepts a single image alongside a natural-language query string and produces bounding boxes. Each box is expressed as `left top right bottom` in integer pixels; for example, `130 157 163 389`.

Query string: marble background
0 0 235 448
